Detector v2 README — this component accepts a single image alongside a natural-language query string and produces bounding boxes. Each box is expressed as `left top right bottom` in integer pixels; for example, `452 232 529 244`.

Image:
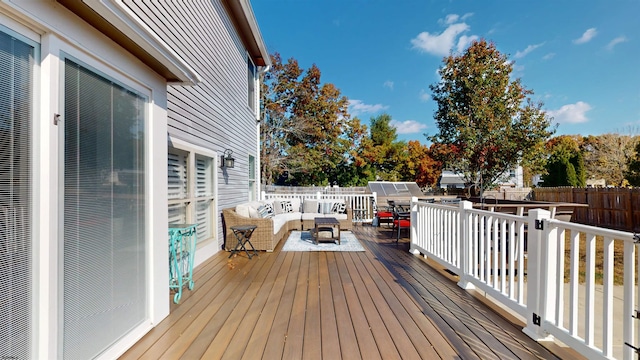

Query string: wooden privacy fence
532 187 640 232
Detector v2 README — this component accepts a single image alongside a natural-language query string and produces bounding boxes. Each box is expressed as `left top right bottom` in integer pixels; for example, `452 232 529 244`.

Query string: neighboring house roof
57 0 201 84
367 181 424 197
439 170 466 186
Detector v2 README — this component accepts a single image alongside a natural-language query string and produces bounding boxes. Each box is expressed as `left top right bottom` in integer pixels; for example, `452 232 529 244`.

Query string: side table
230 225 258 259
168 223 197 303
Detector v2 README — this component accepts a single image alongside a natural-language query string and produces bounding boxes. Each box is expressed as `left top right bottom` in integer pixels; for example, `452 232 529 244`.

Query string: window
247 56 256 113
249 155 256 201
0 27 34 360
63 58 146 359
168 147 215 243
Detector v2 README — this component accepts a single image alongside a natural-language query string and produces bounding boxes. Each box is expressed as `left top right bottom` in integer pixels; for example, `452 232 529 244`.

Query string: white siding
123 1 260 251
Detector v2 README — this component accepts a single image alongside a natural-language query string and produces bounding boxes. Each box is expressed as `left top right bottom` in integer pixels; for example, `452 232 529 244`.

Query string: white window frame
248 154 256 201
36 30 163 360
167 138 218 246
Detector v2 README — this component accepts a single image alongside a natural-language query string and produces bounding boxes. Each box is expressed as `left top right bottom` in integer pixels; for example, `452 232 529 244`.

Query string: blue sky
252 0 640 143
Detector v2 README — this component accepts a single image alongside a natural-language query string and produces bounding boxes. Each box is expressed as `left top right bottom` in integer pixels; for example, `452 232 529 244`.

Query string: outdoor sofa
222 198 352 252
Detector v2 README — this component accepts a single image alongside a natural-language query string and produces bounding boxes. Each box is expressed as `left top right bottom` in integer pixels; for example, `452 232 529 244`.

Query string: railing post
410 197 420 255
523 208 554 341
316 191 322 200
260 190 266 201
458 200 474 290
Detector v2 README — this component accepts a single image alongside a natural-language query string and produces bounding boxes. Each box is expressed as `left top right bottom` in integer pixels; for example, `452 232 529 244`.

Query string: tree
260 53 366 186
405 141 441 188
364 113 407 181
541 136 585 187
428 39 555 195
624 139 640 186
260 53 304 185
582 133 636 186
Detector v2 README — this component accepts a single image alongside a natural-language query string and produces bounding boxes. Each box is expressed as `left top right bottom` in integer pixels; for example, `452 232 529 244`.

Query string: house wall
0 2 172 358
122 0 261 259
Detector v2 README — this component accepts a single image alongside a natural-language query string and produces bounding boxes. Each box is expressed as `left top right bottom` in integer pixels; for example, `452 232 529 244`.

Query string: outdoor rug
282 231 366 252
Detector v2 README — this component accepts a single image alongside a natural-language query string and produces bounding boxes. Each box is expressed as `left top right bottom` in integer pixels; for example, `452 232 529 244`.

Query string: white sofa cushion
317 213 348 220
301 212 321 221
301 212 347 221
235 203 251 218
271 215 288 234
236 201 262 218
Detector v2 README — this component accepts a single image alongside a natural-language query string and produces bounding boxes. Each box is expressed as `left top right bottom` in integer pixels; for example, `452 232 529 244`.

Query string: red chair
372 199 394 227
391 207 410 243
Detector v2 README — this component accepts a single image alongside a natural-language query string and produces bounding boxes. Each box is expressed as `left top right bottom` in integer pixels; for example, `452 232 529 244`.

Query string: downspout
256 65 270 197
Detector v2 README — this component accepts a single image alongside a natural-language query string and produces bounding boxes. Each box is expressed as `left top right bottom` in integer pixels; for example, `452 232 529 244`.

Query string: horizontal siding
124 0 261 249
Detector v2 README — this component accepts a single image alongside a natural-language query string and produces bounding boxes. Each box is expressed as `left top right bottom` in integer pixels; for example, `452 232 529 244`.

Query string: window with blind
63 58 146 360
0 28 34 360
168 147 215 243
249 155 256 201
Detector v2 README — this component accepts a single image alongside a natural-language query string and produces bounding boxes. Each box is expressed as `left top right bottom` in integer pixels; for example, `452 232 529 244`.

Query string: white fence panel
411 199 639 360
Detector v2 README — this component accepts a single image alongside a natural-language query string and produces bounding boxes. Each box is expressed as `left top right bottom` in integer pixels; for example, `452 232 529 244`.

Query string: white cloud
383 81 394 90
547 101 592 124
348 99 389 116
411 21 474 56
542 53 555 60
606 36 628 50
573 28 597 44
512 64 525 73
443 14 460 25
419 89 431 102
456 34 479 53
390 119 427 134
514 42 545 59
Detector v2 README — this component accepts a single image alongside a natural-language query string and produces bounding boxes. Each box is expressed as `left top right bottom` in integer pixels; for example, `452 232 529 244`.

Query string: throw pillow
264 202 275 217
320 201 333 214
331 202 346 214
302 200 319 213
257 205 274 218
280 200 293 213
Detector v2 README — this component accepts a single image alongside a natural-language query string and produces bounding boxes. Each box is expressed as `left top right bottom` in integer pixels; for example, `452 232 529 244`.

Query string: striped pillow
257 204 274 218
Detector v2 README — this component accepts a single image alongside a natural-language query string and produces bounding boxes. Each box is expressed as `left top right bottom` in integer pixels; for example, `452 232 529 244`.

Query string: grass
562 231 630 285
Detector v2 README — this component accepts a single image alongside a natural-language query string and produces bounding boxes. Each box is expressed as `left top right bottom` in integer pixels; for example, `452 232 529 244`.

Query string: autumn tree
261 53 367 186
260 53 304 185
625 139 640 186
428 39 555 195
541 135 585 187
581 133 636 186
405 141 441 188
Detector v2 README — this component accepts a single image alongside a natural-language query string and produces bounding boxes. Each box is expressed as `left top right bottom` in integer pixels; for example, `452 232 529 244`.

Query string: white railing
410 197 638 360
261 191 378 224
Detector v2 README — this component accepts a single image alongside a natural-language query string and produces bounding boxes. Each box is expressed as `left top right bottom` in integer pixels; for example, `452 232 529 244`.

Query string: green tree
428 39 555 194
366 113 407 181
541 136 585 187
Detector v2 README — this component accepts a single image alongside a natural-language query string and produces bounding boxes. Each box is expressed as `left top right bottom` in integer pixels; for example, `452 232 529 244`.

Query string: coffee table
313 217 341 245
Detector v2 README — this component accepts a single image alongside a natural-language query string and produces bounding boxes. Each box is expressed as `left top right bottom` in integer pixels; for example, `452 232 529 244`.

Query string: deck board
121 225 566 360
326 252 362 360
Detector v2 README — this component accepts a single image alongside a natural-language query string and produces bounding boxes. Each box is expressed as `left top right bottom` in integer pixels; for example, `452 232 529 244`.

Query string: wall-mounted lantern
220 149 235 169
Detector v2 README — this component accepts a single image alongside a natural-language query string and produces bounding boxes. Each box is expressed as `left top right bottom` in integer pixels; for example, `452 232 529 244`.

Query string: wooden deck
121 226 569 359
